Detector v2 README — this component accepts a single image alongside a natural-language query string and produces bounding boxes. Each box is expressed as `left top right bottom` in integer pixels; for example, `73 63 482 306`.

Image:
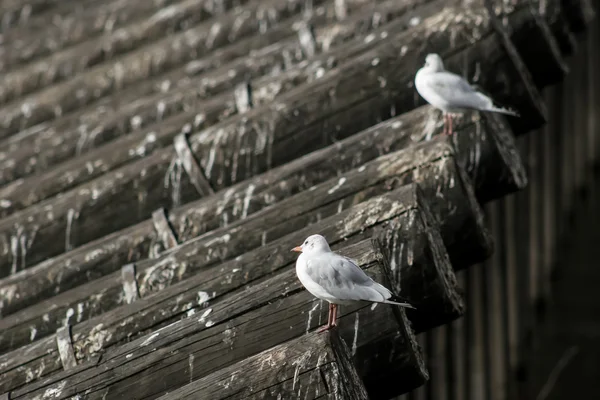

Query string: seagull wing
304 253 392 303
420 71 491 110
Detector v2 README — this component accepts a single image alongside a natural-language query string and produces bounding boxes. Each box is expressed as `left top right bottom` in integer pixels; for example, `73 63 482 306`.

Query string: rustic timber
151 208 179 250
0 0 421 189
530 0 580 55
0 0 377 137
0 0 253 74
489 0 569 88
153 331 370 400
372 207 465 333
2 190 429 396
0 146 475 356
0 4 542 274
233 81 253 114
55 325 77 371
0 104 520 318
562 0 596 33
120 263 140 305
173 133 214 196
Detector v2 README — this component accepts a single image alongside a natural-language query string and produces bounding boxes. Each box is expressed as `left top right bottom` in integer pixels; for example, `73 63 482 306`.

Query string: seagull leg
317 303 334 333
447 114 454 136
442 113 448 136
331 304 339 327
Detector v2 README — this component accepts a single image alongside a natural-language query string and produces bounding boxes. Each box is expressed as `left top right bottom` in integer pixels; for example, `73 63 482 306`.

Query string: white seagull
292 234 414 332
415 53 519 136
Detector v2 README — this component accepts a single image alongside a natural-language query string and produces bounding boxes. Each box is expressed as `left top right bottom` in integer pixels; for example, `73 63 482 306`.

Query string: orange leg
317 303 339 333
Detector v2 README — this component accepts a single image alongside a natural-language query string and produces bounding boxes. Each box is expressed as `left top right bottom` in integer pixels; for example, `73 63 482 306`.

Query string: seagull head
291 234 331 254
423 53 445 72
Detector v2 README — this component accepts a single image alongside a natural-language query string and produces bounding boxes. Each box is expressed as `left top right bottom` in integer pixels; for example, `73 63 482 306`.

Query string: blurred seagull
415 53 519 136
292 234 414 332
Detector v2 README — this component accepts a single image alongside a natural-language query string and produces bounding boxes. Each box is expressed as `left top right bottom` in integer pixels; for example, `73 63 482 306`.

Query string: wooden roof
0 0 594 398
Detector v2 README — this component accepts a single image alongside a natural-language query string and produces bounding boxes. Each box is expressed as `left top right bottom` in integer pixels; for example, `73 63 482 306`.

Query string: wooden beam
489 0 569 88
0 0 395 139
6 225 427 398
0 0 252 73
0 185 448 394
0 146 473 358
0 0 545 188
0 0 440 193
561 0 596 33
153 330 370 400
0 0 343 123
0 107 507 317
0 1 544 274
373 199 464 333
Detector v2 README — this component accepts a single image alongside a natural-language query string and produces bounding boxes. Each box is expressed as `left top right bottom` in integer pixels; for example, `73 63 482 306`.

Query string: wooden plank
428 326 449 400
373 195 465 333
0 148 471 365
151 208 178 250
562 0 596 33
503 195 520 378
490 0 569 88
0 0 397 187
449 272 468 400
153 330 370 400
0 0 332 118
0 185 432 392
8 239 427 399
467 263 487 400
0 4 544 275
0 104 514 317
120 263 139 305
55 325 77 371
0 0 483 195
484 202 507 400
0 0 382 139
531 0 580 55
0 0 250 73
173 133 214 196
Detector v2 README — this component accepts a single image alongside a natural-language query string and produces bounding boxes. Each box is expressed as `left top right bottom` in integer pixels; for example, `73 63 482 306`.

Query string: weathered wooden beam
0 143 472 356
1 188 429 396
562 0 596 33
0 6 540 275
0 0 77 31
0 104 520 318
0 0 251 73
153 330 370 400
529 0 580 55
373 205 465 333
0 0 421 188
0 0 377 137
9 280 423 399
489 0 569 88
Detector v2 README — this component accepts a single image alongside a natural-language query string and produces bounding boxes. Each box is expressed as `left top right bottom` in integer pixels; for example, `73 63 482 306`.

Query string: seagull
292 234 414 332
414 53 519 136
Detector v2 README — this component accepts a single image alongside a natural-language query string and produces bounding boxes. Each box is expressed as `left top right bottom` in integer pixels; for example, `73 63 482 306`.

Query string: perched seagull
414 53 519 136
292 234 414 332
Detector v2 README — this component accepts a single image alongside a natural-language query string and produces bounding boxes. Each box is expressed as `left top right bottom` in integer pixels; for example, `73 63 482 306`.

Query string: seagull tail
382 299 416 309
382 293 416 309
475 92 520 117
487 105 520 117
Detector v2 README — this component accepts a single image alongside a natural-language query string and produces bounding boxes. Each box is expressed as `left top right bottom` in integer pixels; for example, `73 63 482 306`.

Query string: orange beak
291 246 303 253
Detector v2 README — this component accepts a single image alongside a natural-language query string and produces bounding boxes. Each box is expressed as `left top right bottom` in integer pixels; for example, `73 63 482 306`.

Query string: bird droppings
198 308 213 324
197 291 210 306
327 177 346 195
352 312 360 356
140 332 160 347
